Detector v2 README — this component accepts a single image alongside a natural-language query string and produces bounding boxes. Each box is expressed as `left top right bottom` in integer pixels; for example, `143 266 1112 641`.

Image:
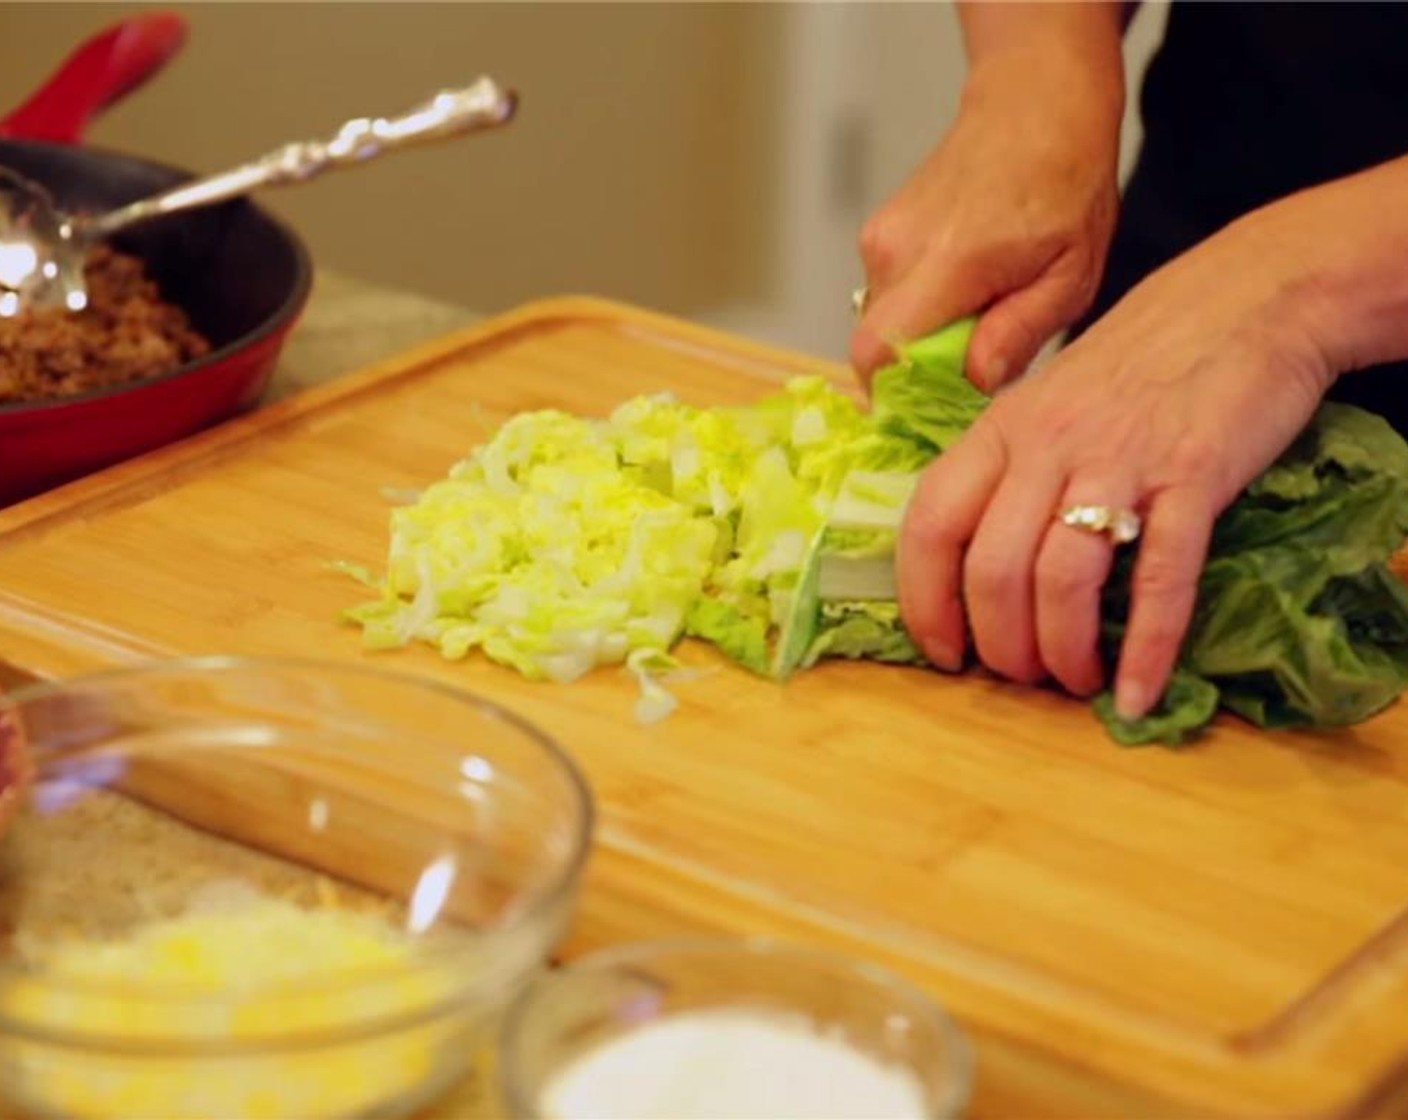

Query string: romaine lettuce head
1098 403 1408 743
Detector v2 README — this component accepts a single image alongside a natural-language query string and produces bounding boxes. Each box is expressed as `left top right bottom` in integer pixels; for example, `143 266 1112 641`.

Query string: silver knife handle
78 77 518 242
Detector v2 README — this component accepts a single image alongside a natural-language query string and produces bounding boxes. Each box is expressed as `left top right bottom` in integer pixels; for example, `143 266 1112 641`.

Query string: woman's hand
896 203 1343 720
851 7 1126 391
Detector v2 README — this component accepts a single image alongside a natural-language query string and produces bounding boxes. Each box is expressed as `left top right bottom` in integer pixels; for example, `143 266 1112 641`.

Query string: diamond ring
851 285 870 316
1059 504 1142 545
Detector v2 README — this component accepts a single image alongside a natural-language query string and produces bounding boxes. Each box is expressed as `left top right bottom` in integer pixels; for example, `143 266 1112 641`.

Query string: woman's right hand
851 13 1127 392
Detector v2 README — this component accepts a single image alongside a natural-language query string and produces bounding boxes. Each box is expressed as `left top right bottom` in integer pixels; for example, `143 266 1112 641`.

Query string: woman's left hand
896 203 1340 720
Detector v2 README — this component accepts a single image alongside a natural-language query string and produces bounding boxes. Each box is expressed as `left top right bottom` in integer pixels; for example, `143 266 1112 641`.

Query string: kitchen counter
269 268 480 401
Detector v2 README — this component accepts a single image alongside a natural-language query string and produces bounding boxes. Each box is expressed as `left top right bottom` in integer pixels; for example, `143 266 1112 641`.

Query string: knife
771 469 917 679
771 318 976 679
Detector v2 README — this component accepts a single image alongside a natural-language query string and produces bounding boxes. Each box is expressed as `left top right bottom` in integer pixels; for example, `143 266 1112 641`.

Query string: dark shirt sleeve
1071 2 1408 430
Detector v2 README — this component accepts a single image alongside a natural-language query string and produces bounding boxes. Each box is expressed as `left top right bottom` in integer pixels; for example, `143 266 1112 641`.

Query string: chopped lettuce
344 376 871 717
345 406 717 686
625 648 685 724
685 597 771 676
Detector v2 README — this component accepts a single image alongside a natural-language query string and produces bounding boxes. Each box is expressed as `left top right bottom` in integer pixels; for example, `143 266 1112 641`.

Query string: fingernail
924 639 963 673
1115 679 1150 722
980 357 1007 391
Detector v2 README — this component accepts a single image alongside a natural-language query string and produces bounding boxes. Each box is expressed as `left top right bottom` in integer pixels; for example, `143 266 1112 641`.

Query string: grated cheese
0 892 467 1119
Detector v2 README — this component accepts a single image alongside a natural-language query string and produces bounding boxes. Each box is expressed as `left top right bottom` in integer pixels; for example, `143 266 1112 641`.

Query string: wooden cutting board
2 297 1408 1119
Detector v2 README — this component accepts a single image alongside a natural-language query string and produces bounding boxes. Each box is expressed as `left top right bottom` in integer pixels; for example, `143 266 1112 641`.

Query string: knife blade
771 470 917 679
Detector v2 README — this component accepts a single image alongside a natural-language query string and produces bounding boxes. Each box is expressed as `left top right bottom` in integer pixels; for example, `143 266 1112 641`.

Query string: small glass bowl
0 656 593 1120
499 938 974 1119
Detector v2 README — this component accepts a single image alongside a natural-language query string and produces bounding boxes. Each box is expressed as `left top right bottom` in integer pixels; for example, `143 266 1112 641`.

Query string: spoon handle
76 76 517 242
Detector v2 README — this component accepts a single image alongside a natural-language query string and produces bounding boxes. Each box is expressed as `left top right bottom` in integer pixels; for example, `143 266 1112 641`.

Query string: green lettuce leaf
1094 672 1221 746
684 597 772 676
870 318 984 452
801 601 925 669
1092 403 1408 742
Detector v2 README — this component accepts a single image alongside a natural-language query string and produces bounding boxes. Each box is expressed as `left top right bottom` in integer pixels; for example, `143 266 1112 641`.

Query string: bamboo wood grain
1 297 1407 1117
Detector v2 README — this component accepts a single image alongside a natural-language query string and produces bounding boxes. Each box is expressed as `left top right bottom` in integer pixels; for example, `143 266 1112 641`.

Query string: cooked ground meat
0 244 210 405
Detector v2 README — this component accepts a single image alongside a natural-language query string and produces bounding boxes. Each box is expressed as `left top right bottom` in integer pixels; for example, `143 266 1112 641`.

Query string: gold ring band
1059 504 1142 545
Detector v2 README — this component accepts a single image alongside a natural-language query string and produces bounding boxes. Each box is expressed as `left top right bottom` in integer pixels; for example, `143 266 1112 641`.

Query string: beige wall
0 2 782 317
0 3 1167 357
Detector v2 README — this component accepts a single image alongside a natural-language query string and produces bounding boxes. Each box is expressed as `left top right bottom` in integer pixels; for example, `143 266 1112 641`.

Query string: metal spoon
0 76 517 318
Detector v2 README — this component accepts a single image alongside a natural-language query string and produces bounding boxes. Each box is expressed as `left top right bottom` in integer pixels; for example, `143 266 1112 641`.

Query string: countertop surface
269 268 479 400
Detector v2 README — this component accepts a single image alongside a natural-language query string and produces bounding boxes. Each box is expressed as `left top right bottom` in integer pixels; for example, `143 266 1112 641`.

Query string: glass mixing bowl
500 937 974 1120
0 656 593 1120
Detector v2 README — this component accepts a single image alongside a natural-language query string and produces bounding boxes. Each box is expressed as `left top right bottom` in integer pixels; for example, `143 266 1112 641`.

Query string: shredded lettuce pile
345 319 1408 745
343 374 925 721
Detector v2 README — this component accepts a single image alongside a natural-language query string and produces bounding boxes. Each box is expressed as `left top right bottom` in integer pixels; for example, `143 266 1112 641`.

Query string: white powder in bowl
542 1008 930 1120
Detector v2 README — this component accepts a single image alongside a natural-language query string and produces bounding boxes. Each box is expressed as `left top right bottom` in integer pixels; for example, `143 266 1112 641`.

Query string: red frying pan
0 13 312 507
0 12 189 144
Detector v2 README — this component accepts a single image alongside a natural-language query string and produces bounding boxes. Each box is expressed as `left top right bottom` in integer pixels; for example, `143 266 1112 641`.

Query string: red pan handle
0 12 187 144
